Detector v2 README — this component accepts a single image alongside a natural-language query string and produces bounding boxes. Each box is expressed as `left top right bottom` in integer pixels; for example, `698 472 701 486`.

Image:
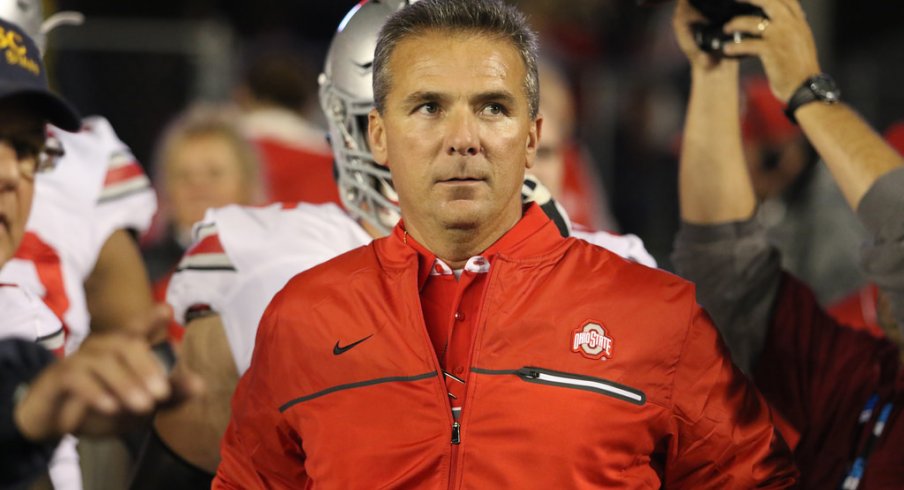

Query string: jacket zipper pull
451 422 461 445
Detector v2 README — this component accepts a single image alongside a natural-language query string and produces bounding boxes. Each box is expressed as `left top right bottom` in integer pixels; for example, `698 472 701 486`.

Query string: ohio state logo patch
571 321 614 361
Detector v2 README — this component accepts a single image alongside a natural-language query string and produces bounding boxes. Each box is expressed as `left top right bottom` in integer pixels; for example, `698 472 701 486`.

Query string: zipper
401 266 461 489
472 366 646 406
447 261 502 489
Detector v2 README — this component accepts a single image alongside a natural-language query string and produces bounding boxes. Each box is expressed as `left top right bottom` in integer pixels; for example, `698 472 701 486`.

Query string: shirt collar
391 203 557 289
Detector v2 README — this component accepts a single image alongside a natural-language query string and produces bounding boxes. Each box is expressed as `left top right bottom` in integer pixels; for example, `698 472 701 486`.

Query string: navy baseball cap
0 17 80 131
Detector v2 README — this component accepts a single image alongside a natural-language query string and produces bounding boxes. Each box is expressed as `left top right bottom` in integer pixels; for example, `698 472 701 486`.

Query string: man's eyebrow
402 91 447 107
471 91 517 108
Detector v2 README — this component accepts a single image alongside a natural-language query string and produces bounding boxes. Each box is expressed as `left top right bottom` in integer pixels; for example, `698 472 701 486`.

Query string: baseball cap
0 17 80 131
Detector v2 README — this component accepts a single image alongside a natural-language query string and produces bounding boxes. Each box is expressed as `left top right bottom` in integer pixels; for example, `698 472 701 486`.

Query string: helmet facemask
319 0 418 235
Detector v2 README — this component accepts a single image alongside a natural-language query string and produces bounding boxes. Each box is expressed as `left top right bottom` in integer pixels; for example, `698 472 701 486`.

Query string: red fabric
742 77 801 145
184 233 226 257
102 161 144 187
152 272 183 343
827 283 884 337
884 121 904 156
255 138 341 206
14 232 70 342
755 274 903 489
405 208 550 414
215 204 795 488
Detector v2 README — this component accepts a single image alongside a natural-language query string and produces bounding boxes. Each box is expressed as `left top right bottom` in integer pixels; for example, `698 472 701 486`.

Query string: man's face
165 133 251 233
369 30 540 235
0 104 43 266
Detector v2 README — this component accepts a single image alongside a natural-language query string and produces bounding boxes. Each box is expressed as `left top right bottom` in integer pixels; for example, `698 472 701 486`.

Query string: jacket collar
375 203 566 277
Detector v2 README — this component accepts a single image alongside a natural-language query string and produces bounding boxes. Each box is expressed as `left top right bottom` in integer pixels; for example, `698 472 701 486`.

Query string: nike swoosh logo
333 335 373 355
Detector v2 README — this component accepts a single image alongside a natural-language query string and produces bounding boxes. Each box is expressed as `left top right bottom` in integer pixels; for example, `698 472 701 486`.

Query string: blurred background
46 0 904 304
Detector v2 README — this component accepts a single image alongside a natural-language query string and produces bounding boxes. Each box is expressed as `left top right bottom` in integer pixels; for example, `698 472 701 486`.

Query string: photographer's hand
721 0 820 102
672 0 738 72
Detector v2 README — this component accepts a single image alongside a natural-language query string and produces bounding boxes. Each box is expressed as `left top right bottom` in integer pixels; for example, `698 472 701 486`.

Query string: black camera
689 0 766 53
638 0 766 54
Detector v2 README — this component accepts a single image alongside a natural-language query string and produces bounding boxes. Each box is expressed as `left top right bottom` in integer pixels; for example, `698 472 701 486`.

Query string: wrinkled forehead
386 29 526 95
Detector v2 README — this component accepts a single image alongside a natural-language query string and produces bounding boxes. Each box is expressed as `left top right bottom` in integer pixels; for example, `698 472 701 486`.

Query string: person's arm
2 329 200 488
84 229 161 342
721 0 904 210
140 314 238 476
858 168 904 333
666 302 797 488
721 0 904 332
670 0 781 373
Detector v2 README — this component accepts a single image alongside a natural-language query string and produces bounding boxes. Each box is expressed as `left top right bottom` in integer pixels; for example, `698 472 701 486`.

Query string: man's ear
524 115 542 170
368 109 389 167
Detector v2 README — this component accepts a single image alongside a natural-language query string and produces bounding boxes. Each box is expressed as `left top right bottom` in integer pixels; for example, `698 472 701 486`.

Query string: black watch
784 74 841 124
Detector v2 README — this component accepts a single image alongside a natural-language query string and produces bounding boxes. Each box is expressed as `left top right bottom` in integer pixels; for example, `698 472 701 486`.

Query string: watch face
810 75 841 102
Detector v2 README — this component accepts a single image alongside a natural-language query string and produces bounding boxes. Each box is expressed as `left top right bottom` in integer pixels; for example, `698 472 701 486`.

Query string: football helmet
0 0 83 54
319 0 417 234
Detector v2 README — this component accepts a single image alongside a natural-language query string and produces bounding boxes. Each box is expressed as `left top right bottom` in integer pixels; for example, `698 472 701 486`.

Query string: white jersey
168 203 657 376
167 202 372 374
0 283 64 352
0 117 156 354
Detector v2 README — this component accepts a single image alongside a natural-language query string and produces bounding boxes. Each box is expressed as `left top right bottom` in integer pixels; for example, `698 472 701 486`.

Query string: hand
13 331 202 442
672 0 738 72
721 0 821 102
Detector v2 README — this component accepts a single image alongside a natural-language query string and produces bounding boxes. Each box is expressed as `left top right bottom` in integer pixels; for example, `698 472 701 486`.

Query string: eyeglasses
0 132 65 179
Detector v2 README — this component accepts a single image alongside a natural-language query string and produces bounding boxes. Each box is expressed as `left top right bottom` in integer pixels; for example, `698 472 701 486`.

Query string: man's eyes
481 103 506 116
416 103 439 115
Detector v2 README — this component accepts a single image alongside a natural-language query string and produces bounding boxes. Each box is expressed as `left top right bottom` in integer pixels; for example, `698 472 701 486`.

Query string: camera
638 0 766 54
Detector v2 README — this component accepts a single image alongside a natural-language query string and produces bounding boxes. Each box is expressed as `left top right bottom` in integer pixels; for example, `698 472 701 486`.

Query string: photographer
671 0 904 488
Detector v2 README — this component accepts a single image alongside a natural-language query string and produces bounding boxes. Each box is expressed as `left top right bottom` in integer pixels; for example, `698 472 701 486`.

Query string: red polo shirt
397 204 551 419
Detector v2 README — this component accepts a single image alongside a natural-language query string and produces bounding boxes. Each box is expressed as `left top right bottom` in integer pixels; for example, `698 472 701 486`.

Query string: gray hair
373 0 540 119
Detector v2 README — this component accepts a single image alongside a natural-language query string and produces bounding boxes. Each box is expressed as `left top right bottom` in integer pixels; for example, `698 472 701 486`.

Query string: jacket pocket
472 366 646 406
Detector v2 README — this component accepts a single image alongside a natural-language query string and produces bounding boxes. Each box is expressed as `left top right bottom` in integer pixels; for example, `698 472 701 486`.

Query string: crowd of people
1 0 901 488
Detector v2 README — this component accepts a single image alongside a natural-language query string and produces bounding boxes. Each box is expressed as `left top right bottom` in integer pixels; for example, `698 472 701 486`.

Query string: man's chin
437 201 484 230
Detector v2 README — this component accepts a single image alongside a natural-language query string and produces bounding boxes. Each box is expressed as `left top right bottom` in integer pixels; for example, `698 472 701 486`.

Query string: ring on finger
757 18 770 33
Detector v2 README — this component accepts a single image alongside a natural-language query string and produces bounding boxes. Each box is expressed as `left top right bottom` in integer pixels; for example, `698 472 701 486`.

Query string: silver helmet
0 0 83 54
319 0 417 234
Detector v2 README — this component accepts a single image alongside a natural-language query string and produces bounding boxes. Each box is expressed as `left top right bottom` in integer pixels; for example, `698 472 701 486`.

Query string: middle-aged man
214 1 796 487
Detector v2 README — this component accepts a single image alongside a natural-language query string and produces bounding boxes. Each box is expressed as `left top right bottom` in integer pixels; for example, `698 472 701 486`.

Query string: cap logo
572 321 614 361
0 27 39 76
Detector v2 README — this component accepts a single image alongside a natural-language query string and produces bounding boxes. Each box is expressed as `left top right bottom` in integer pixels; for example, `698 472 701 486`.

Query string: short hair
373 0 540 119
153 103 262 203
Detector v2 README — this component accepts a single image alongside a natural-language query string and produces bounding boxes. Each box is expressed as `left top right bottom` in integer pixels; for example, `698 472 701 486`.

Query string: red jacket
215 208 795 489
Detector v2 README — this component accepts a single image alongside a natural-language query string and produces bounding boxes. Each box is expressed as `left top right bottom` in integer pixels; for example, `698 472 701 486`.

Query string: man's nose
0 143 22 191
445 111 480 156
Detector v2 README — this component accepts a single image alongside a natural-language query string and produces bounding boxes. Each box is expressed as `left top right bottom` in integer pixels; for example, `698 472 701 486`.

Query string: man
0 2 162 488
0 18 199 488
136 2 656 486
671 0 904 487
214 0 795 487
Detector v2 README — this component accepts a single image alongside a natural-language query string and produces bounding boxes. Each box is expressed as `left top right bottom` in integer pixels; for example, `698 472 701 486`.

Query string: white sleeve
169 202 372 374
0 284 65 353
85 117 157 241
572 228 658 268
165 211 237 326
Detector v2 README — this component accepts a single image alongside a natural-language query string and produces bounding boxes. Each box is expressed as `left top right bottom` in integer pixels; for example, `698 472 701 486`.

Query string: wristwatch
784 74 841 124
